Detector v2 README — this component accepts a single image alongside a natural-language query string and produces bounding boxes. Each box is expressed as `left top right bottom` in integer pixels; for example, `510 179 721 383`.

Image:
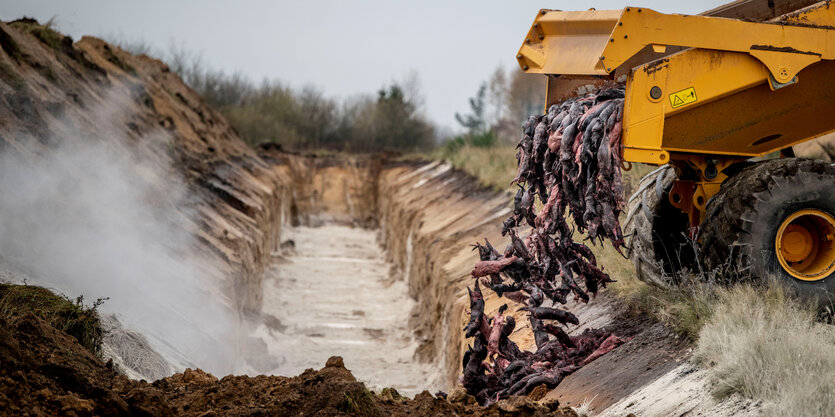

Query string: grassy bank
433 145 518 192
0 284 106 355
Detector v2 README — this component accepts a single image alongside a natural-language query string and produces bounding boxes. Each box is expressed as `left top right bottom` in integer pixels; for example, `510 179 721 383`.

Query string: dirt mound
161 358 571 416
0 303 580 416
0 313 135 416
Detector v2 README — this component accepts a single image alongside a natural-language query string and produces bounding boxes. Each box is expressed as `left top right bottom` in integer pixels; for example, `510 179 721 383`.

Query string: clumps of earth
0 292 581 416
463 87 630 404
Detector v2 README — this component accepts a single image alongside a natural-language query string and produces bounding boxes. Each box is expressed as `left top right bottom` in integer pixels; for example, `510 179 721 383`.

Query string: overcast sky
3 1 728 131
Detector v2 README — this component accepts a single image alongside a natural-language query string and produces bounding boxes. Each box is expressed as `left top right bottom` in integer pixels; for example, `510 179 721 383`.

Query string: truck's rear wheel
698 158 835 300
624 165 694 287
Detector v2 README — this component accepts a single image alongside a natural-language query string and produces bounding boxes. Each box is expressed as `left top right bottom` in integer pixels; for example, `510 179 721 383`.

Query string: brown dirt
0 310 581 416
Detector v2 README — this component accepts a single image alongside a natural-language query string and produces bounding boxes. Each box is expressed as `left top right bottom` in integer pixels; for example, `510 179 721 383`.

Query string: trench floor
258 224 438 396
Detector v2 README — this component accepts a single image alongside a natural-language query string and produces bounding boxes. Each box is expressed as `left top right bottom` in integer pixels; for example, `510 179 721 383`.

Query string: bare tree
487 65 508 129
507 70 546 129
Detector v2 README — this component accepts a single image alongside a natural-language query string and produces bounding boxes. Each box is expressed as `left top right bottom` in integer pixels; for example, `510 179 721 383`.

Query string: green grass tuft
337 388 379 416
0 284 107 355
379 387 407 403
11 18 65 52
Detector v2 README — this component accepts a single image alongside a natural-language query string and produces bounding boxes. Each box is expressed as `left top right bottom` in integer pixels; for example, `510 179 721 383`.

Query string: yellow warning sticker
669 87 697 109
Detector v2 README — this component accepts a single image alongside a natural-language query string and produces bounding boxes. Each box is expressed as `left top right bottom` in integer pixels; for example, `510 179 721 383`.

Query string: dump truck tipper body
516 1 835 295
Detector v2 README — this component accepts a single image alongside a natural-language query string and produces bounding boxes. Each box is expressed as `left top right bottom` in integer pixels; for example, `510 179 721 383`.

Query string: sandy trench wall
375 161 512 386
0 21 290 317
258 150 384 228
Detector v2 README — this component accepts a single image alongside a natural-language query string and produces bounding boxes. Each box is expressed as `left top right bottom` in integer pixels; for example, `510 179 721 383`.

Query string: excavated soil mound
0 301 581 416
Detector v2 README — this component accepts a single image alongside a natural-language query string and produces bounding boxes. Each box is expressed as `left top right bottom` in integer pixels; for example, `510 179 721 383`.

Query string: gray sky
3 1 728 131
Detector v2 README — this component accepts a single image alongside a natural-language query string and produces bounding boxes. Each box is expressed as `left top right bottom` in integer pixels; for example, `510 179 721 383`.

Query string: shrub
10 17 64 51
0 284 107 355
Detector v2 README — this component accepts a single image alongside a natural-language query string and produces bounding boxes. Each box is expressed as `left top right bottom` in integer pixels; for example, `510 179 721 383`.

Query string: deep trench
259 224 439 396
242 155 512 394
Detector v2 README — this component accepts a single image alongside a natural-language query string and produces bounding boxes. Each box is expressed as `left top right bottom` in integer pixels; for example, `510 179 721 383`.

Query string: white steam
0 137 240 376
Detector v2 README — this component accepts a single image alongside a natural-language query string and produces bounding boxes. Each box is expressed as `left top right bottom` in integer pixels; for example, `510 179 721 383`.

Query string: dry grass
695 284 835 416
603 253 835 415
611 271 717 339
433 144 518 191
10 18 64 52
434 143 654 194
571 395 597 417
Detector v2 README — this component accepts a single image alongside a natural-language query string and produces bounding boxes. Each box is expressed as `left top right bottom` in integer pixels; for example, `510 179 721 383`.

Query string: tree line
116 40 544 152
449 66 546 151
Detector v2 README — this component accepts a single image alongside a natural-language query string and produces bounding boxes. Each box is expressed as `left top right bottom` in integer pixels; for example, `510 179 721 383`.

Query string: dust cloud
0 131 241 376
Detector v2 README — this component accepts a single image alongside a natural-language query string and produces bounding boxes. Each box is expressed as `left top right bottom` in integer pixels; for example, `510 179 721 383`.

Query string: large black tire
699 158 835 300
624 165 695 287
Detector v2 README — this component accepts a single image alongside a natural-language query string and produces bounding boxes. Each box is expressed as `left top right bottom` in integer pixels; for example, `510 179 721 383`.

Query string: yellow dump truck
517 1 835 297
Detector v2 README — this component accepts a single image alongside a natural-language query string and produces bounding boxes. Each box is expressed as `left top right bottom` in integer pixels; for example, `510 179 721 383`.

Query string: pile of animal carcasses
463 87 629 404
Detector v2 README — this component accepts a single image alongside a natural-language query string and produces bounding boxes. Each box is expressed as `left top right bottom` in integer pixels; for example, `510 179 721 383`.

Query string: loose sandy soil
598 363 759 417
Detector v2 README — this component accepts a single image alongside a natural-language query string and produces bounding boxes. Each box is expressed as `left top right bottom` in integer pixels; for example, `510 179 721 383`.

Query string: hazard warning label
669 87 697 109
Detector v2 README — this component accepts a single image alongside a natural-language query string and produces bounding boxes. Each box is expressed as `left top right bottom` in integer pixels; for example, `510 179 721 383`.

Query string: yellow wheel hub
775 209 835 281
